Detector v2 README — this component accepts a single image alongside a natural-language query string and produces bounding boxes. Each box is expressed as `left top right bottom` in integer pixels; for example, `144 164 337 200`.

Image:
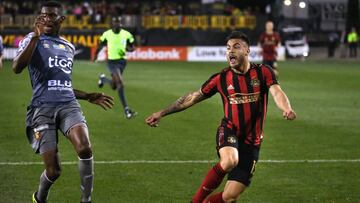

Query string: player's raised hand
34 15 45 36
283 109 296 120
87 92 114 110
145 112 162 127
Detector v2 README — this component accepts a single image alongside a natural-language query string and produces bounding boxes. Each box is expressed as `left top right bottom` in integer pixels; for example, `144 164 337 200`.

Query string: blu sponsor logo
48 56 73 74
48 80 72 91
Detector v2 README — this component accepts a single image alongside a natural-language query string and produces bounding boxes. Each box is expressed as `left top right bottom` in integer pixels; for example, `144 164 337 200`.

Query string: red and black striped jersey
201 63 278 146
259 32 281 61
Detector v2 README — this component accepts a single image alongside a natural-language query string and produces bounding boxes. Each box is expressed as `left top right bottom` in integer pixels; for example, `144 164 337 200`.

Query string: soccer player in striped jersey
12 1 114 203
146 31 296 203
258 20 281 77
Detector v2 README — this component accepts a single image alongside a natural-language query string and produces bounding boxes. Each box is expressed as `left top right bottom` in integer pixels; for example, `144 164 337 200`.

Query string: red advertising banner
127 46 187 61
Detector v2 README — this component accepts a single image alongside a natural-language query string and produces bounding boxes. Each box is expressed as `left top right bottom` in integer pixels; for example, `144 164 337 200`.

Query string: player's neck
112 28 121 34
232 61 250 74
266 30 273 34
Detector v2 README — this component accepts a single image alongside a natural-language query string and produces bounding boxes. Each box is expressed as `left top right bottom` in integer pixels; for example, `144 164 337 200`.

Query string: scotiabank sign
127 47 187 61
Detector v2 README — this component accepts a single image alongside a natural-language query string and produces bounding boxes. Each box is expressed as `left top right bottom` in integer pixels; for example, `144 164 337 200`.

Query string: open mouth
229 56 236 64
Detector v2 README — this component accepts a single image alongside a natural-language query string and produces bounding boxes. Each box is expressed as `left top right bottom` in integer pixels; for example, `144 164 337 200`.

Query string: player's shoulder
59 36 75 52
256 63 271 70
121 28 130 33
19 32 36 46
24 32 36 40
209 67 230 78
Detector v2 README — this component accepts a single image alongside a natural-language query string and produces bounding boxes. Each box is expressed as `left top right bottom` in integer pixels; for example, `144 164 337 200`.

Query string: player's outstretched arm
269 84 296 120
74 89 114 110
12 15 44 74
145 89 207 127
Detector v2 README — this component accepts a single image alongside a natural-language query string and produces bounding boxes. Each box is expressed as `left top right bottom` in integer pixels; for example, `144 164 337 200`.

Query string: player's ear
58 15 66 23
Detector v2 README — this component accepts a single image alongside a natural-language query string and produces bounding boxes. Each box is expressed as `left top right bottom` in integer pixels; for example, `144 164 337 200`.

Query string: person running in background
347 27 359 58
95 16 137 119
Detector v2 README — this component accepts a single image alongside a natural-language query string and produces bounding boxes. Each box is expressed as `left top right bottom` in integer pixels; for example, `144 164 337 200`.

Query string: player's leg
68 124 93 203
59 102 93 203
192 126 238 203
98 61 116 88
97 73 111 88
26 107 60 203
111 70 127 108
205 144 259 203
204 180 246 203
34 149 61 203
112 62 137 119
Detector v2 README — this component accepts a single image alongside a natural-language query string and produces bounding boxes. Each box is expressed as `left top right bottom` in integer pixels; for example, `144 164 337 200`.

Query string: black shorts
107 59 127 75
215 125 260 186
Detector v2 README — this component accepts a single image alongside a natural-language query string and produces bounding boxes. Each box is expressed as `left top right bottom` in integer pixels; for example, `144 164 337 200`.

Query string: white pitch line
0 159 360 166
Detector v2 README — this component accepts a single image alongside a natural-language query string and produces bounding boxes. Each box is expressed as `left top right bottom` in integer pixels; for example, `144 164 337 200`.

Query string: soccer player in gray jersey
12 1 114 203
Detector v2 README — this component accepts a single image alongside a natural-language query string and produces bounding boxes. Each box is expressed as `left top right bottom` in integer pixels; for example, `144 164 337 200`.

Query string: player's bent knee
46 166 61 180
77 145 93 159
222 190 241 202
220 156 238 172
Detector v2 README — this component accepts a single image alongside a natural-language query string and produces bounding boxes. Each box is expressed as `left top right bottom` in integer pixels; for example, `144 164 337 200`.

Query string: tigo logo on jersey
48 56 73 74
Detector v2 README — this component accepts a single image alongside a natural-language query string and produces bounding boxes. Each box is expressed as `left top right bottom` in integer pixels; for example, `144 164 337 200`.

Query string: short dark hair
226 31 250 46
41 1 62 9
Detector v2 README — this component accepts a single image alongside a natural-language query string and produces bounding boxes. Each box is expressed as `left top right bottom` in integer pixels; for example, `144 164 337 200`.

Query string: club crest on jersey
53 43 66 50
250 79 260 87
42 43 50 48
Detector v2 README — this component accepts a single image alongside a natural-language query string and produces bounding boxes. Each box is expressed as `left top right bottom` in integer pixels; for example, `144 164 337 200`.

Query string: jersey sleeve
261 65 279 88
201 73 220 98
126 31 135 43
16 32 35 56
99 31 107 42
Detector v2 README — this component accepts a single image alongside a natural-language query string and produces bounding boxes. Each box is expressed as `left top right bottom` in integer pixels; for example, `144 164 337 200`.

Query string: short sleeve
201 73 220 98
127 32 135 43
261 65 279 88
16 32 35 56
99 31 107 42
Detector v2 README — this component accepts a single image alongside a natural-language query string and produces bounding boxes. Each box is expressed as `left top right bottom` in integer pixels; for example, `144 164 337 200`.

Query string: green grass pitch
0 59 359 202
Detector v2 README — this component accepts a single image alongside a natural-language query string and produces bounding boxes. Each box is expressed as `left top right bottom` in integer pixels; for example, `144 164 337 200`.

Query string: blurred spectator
328 31 339 58
339 30 347 58
14 35 24 48
347 27 359 58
